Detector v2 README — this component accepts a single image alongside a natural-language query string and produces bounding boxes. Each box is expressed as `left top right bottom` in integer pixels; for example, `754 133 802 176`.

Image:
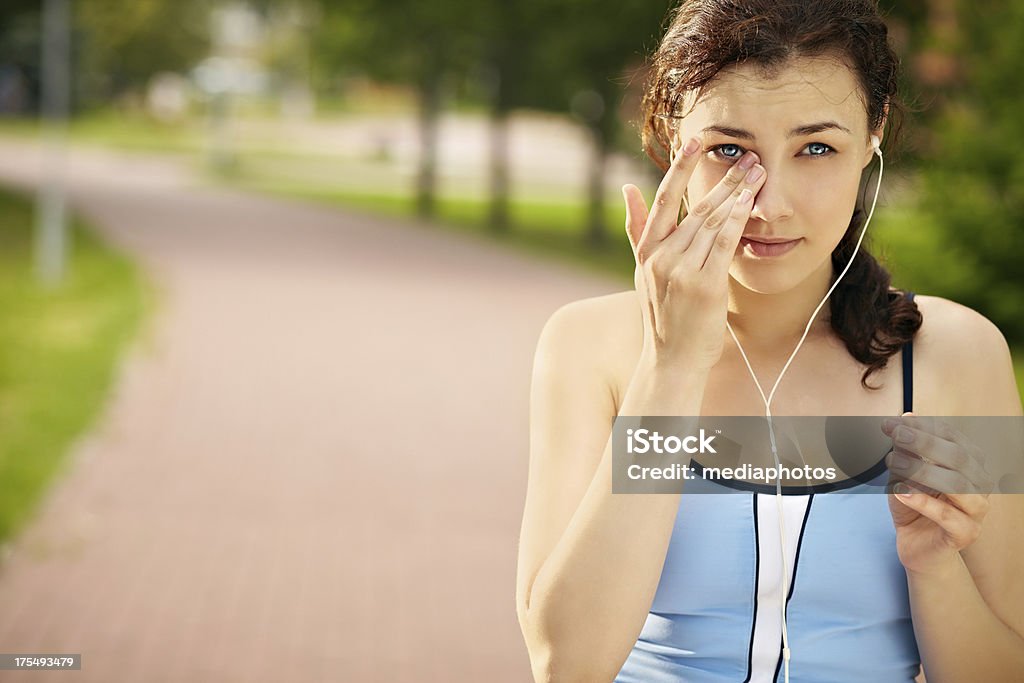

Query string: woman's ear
864 129 884 168
864 102 889 165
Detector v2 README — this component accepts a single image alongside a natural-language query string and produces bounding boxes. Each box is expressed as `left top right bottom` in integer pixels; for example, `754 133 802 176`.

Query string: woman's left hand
882 412 996 578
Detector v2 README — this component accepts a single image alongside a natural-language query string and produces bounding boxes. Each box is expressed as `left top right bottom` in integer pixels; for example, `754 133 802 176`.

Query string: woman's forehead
688 56 868 134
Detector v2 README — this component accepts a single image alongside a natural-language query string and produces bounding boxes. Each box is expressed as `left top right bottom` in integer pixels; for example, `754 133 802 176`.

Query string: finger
895 414 964 446
898 414 993 476
884 420 990 491
669 158 766 255
679 151 760 229
887 451 981 495
700 187 755 275
892 483 983 548
939 491 991 519
680 160 765 270
887 470 942 498
622 184 649 259
639 136 703 256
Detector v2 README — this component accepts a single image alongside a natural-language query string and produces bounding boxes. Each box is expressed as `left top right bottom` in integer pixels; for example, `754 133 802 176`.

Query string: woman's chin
728 269 806 295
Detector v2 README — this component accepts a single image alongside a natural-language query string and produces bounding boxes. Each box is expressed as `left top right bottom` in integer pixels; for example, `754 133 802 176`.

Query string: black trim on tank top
902 290 915 414
771 495 815 682
742 493 760 683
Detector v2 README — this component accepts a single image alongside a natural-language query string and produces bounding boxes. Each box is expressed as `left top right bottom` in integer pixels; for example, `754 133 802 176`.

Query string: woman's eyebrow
701 121 853 139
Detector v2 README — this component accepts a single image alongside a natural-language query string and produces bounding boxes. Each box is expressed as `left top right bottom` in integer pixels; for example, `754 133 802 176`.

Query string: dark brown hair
639 0 922 390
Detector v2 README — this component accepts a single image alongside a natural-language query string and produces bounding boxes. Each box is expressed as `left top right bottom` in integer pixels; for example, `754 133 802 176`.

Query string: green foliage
74 0 212 102
916 2 1024 343
0 2 41 109
0 189 149 546
0 0 37 35
315 0 484 87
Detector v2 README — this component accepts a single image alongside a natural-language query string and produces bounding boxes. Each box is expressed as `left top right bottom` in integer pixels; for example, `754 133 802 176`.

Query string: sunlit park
0 1 1022 681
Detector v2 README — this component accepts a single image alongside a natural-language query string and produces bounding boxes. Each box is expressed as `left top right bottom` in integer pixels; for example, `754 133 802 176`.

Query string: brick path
0 142 622 682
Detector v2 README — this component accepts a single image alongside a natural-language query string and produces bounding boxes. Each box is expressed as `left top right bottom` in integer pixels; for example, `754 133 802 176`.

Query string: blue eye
709 144 745 161
805 142 835 156
707 141 836 162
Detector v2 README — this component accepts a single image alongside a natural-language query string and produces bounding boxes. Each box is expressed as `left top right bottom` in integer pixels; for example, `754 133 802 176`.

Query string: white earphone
726 132 884 683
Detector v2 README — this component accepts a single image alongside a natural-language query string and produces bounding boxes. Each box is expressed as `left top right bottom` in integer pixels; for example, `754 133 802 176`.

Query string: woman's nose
749 167 794 224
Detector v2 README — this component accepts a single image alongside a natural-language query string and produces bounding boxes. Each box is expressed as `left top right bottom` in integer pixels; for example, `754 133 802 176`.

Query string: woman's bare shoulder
911 294 1019 414
543 290 640 343
539 290 642 402
912 294 1007 356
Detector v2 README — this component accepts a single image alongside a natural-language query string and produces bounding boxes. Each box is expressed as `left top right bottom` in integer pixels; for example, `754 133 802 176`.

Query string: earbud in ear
871 135 882 157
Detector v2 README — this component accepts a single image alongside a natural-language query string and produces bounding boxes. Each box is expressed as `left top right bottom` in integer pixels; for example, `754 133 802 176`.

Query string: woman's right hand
622 136 768 372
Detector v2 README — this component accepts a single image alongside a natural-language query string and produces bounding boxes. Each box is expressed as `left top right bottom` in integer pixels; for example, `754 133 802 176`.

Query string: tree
0 1 44 113
537 0 674 247
74 0 212 106
317 0 484 220
916 0 1024 342
470 0 565 234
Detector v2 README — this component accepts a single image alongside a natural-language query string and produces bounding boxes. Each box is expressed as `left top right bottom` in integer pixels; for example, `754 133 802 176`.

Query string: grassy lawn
0 113 202 157
212 172 639 280
0 189 150 548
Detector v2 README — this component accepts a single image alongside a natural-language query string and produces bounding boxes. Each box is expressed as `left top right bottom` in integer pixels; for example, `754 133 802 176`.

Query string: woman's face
671 55 881 294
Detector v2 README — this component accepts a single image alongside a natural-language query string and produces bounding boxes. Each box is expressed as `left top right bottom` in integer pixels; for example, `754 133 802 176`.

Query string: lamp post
35 0 70 287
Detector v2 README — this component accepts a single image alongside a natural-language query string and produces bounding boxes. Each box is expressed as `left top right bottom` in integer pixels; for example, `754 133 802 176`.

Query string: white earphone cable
724 138 884 683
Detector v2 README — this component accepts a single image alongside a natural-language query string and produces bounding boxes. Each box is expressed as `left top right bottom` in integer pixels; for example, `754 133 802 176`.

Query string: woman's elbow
525 645 613 683
518 606 618 683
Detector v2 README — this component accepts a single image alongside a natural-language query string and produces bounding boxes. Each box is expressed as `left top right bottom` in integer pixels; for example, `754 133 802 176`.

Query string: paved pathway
0 140 624 682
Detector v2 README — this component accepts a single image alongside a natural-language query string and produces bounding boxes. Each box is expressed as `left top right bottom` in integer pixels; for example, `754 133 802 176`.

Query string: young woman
515 1 1024 682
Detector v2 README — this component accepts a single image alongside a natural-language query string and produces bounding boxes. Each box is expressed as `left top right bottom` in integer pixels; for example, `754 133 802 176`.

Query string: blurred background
0 1 1021 681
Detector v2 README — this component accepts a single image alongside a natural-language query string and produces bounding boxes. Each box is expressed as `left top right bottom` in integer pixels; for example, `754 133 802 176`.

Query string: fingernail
895 426 914 444
683 137 700 155
745 165 764 182
882 417 897 431
737 152 756 170
893 482 914 499
738 188 752 205
888 452 907 471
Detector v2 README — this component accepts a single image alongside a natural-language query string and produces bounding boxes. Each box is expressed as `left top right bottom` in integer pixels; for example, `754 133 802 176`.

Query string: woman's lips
740 236 802 258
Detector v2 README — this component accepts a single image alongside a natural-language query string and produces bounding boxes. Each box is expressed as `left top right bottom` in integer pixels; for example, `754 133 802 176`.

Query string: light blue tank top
615 294 921 683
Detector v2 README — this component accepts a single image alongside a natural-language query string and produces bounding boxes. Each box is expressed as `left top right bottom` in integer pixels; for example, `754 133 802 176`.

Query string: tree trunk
488 104 510 233
416 69 443 220
585 122 611 248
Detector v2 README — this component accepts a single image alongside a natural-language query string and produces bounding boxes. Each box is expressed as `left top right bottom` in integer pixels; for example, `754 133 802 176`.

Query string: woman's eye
708 142 836 162
804 142 835 157
709 144 745 161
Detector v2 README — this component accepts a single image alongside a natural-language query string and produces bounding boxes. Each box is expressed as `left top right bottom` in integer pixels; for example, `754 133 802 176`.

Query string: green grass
0 111 203 156
1015 352 1024 402
0 189 151 548
209 168 639 281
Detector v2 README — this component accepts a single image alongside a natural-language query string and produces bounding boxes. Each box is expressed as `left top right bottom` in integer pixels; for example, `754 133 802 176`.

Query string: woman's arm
957 318 1024 637
517 141 761 682
515 299 710 683
908 550 1024 681
904 307 1024 681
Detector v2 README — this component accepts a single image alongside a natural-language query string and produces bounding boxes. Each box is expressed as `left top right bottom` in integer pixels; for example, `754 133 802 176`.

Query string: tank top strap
901 291 915 414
